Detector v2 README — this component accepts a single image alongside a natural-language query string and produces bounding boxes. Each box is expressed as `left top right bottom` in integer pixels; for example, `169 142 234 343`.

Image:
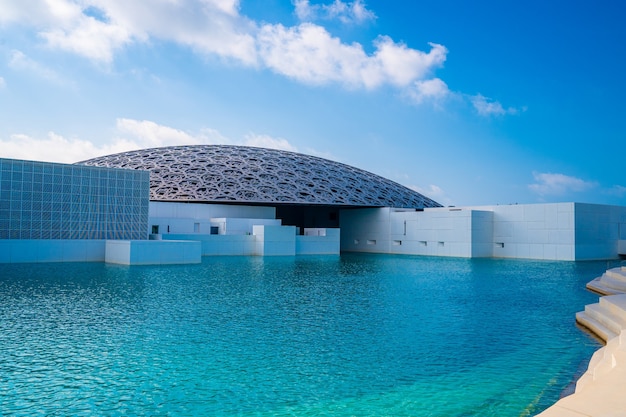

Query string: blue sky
0 0 624 206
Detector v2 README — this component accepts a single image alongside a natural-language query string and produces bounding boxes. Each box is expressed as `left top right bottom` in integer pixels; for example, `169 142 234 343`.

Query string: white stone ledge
536 330 626 416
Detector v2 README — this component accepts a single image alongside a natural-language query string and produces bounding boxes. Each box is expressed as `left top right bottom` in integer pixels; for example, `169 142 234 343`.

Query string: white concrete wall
340 208 494 258
0 239 106 263
575 203 626 260
340 207 393 254
164 233 257 256
296 228 340 255
340 203 626 260
105 240 201 265
471 210 494 257
486 203 576 260
149 202 275 220
210 218 281 235
148 202 278 235
253 225 296 256
391 208 469 257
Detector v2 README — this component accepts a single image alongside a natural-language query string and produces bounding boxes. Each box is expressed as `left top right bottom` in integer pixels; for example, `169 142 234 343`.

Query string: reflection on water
0 255 603 416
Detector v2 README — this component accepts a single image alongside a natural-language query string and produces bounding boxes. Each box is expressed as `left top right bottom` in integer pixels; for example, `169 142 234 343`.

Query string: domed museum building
1 145 624 264
80 144 441 230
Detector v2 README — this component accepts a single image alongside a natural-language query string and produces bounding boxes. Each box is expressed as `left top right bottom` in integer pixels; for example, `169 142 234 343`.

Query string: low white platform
163 227 340 256
105 240 201 265
586 266 626 296
0 239 107 263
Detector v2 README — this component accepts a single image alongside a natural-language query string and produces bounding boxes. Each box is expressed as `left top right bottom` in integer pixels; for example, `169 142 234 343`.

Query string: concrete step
587 278 618 296
586 303 626 333
596 275 626 292
605 267 626 282
576 310 618 342
600 294 626 318
586 268 626 295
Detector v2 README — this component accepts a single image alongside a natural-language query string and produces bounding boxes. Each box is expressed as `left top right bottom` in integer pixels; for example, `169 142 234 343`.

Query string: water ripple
0 255 603 416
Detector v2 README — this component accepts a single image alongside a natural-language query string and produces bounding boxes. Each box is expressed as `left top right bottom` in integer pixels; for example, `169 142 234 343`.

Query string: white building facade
3 147 626 264
340 203 626 261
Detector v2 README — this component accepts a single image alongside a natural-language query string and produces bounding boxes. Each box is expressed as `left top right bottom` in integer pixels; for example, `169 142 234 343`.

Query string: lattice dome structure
78 145 441 208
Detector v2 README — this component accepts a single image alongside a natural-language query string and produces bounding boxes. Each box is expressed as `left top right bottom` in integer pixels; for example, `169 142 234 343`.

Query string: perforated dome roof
78 145 441 208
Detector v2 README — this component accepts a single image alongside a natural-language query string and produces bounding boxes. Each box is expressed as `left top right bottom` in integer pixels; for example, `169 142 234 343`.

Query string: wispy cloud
606 185 626 198
0 119 301 163
243 133 298 152
410 184 452 206
8 50 65 83
294 0 376 24
406 77 451 105
528 172 597 196
471 94 522 117
0 76 5 89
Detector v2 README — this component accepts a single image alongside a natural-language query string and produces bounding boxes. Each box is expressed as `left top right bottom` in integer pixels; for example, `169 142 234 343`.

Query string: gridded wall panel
0 158 149 240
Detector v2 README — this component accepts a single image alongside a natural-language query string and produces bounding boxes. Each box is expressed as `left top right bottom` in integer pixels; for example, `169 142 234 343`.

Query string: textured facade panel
0 158 149 240
78 145 441 209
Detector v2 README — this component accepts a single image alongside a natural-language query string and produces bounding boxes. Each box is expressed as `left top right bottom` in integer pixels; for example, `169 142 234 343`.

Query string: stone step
587 278 619 296
586 268 626 295
605 267 626 282
585 303 626 334
599 294 626 318
597 274 626 291
576 311 618 342
601 275 626 291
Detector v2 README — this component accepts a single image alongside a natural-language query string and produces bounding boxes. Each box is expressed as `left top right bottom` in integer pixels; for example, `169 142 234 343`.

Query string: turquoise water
0 254 604 416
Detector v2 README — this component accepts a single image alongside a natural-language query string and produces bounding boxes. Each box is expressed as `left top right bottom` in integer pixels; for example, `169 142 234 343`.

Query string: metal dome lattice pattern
78 145 441 208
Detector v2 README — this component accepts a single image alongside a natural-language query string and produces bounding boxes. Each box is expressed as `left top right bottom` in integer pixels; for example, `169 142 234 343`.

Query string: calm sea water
0 254 605 416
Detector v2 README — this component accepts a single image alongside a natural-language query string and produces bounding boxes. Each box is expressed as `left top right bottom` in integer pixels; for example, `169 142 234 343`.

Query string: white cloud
471 94 521 117
0 76 5 89
41 13 132 64
115 118 203 147
0 132 131 163
0 0 257 66
0 1 521 114
294 0 376 24
0 119 301 163
257 23 446 88
244 133 298 152
1 0 444 91
528 172 597 196
8 50 63 83
407 77 450 105
606 185 626 197
410 184 453 206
